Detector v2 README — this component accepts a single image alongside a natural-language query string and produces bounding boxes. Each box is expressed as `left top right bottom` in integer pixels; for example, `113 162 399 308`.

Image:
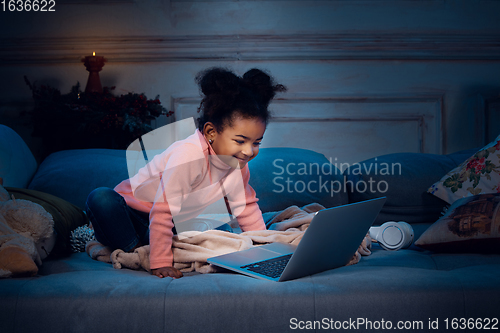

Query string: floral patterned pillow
428 134 500 204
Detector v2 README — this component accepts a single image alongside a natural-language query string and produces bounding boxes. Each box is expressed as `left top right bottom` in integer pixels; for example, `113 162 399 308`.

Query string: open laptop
207 197 386 282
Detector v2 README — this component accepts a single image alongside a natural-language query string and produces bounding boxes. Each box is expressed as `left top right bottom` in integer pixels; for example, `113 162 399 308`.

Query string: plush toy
0 178 55 278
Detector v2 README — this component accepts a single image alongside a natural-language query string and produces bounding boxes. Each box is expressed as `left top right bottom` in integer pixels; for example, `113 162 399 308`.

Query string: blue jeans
85 187 152 252
85 187 233 252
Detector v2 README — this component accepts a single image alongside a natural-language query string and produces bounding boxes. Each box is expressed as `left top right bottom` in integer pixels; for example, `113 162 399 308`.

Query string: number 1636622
2 0 56 12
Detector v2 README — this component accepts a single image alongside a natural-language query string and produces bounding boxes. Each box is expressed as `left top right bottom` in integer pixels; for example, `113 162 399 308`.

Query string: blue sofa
1 124 499 333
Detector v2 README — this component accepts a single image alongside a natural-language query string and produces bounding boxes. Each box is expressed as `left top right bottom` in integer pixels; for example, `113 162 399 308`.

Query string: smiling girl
85 67 286 279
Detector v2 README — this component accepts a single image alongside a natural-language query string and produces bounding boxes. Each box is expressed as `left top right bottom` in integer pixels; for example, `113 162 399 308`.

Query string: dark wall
1 0 500 163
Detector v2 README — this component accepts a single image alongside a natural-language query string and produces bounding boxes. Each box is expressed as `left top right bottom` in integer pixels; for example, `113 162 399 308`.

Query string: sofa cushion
28 149 129 210
5 187 89 256
428 134 500 204
28 147 347 214
248 148 348 212
415 193 500 253
344 149 478 225
1 250 499 333
0 125 37 188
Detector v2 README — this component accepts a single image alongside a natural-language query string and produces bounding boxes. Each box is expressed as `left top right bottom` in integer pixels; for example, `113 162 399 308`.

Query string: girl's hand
151 266 183 279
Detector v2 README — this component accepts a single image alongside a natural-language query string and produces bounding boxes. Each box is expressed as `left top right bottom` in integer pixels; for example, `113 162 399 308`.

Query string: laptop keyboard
240 254 293 279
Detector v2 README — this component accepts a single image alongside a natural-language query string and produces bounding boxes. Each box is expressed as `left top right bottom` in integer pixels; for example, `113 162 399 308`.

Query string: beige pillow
415 193 500 253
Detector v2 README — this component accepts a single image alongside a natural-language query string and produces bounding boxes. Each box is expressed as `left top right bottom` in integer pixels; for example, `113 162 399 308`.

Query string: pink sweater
114 129 266 269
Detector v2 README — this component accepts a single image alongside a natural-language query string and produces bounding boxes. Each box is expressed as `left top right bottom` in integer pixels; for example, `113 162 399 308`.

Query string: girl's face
204 116 266 169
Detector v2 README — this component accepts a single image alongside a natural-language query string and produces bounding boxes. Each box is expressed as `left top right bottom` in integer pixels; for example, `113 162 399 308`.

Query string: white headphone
369 221 414 251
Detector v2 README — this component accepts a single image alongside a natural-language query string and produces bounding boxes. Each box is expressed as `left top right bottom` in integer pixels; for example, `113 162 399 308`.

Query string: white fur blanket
86 203 372 274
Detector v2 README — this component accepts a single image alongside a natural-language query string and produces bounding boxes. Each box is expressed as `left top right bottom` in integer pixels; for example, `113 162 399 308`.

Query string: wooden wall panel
173 95 443 164
2 34 500 65
1 0 500 162
485 98 500 143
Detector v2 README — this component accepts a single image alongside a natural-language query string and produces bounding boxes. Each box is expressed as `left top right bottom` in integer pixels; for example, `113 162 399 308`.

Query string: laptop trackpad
237 248 277 262
260 242 296 254
237 243 296 261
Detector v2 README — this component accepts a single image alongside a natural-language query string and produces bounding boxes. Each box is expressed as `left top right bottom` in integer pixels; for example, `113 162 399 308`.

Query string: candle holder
82 53 107 93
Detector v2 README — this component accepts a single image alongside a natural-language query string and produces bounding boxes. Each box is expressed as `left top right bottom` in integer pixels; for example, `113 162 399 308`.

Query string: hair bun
196 67 286 132
196 67 241 97
243 68 287 108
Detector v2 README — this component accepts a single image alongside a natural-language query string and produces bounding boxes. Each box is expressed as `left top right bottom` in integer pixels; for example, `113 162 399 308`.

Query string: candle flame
93 52 95 56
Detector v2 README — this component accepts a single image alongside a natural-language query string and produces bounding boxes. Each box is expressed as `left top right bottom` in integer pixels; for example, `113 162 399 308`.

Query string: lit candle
85 52 104 63
82 52 107 93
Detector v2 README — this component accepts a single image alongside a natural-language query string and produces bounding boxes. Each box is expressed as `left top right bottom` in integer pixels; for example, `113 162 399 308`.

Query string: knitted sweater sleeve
148 144 205 269
225 165 266 232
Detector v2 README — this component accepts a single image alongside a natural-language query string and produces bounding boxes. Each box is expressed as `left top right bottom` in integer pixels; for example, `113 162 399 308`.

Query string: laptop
207 197 386 282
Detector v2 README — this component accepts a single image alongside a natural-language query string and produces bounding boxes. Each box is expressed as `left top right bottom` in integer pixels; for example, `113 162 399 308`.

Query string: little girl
85 67 286 279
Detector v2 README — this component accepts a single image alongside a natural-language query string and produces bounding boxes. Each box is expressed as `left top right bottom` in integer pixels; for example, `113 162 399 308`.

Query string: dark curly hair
196 67 286 132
